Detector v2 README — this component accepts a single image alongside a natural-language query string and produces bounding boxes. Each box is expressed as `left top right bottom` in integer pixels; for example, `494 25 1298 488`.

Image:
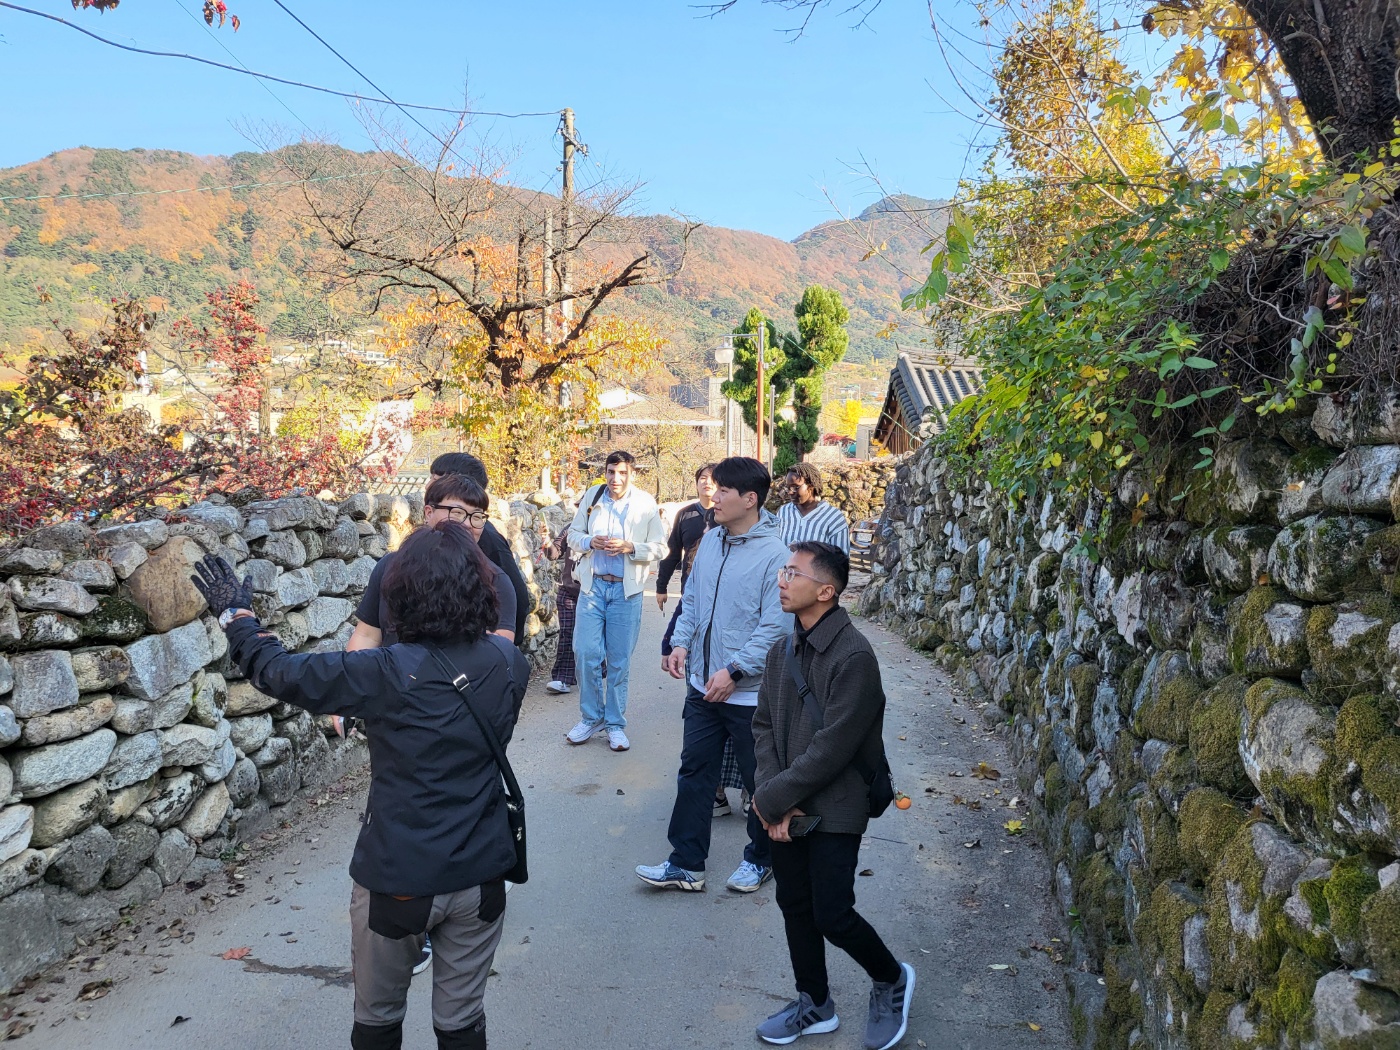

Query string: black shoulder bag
426 641 528 884
785 636 896 818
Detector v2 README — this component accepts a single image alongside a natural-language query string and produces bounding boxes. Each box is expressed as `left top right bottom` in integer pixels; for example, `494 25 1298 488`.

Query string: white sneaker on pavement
565 720 603 744
607 728 630 752
546 680 572 694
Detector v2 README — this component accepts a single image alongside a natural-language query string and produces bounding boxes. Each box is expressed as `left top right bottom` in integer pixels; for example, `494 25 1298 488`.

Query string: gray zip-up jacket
671 510 790 705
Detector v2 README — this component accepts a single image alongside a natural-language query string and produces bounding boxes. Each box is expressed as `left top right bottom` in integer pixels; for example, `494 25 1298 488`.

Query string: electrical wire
0 1 559 118
0 169 384 203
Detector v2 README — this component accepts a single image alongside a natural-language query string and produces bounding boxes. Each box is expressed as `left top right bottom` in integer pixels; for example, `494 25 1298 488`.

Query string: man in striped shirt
776 463 850 553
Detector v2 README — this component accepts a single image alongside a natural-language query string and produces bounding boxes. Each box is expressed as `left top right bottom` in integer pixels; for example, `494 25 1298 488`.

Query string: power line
0 1 559 118
0 169 384 203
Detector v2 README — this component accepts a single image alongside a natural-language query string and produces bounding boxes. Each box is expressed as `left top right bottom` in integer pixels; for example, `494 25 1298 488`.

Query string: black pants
770 832 900 1005
666 688 771 872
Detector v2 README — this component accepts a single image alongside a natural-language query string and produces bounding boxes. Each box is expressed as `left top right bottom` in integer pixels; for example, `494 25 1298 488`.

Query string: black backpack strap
585 483 606 517
425 641 524 806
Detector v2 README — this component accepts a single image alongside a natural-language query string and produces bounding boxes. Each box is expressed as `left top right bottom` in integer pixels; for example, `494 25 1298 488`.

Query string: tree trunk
1241 0 1400 164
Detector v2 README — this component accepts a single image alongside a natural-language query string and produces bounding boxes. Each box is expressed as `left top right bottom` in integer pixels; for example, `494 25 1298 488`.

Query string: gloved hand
189 554 254 619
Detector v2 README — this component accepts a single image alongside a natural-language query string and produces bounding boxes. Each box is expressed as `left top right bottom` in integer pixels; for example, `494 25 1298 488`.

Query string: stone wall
861 394 1400 1049
767 458 896 522
0 491 563 993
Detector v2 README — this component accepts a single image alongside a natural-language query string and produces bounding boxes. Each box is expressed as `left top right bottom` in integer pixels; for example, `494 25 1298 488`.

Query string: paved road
7 591 1071 1050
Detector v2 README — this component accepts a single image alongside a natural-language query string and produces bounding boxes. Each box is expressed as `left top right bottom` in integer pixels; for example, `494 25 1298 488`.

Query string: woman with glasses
352 475 517 649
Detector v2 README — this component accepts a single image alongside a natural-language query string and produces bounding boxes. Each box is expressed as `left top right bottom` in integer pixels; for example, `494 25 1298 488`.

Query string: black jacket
479 521 531 645
226 620 529 895
656 501 711 595
752 607 887 836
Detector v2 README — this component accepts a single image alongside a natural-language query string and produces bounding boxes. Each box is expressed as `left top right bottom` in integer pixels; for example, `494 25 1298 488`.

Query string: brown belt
595 573 624 583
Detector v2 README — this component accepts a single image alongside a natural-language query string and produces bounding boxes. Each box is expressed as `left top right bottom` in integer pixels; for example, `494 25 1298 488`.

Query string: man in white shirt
564 451 668 753
776 463 850 553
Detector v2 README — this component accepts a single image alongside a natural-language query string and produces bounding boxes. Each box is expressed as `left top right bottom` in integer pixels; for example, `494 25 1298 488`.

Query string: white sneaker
607 728 630 752
565 720 603 744
545 680 572 694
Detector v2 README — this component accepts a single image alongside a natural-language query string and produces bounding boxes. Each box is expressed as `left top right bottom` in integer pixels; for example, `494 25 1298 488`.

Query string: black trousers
666 688 771 872
770 831 900 1005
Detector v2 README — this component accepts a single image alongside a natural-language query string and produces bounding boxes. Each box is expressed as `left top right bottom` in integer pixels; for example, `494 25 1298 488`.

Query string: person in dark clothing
656 462 716 656
190 523 529 1050
751 542 914 1050
431 453 531 646
539 518 583 693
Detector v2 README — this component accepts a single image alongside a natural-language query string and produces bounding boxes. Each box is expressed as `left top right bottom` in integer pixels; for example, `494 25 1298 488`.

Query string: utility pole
558 108 586 330
543 212 553 344
755 322 766 469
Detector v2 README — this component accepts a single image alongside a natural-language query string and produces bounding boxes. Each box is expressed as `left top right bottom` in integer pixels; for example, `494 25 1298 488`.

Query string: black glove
190 554 254 619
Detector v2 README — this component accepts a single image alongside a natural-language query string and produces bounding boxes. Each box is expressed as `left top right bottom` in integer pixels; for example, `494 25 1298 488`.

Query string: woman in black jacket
191 523 529 1050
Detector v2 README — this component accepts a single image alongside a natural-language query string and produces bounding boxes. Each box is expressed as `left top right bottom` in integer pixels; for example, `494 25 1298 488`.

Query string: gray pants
350 880 506 1031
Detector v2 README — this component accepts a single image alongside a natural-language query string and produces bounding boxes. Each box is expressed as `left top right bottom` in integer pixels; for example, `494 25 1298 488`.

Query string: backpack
784 636 896 818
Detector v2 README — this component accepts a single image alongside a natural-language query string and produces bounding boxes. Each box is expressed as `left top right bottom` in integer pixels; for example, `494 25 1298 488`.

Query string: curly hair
786 462 824 498
381 522 500 644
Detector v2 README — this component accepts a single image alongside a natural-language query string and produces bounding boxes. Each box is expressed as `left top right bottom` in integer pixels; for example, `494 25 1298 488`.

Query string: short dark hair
430 453 489 490
790 540 849 595
425 473 488 511
695 462 717 481
711 456 771 507
382 522 500 643
786 462 824 498
605 450 636 468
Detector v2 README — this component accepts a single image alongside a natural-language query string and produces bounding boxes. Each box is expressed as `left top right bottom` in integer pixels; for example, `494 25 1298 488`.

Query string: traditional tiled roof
875 352 984 450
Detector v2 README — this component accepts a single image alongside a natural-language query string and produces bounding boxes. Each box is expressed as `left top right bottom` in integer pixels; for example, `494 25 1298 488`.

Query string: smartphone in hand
787 813 822 838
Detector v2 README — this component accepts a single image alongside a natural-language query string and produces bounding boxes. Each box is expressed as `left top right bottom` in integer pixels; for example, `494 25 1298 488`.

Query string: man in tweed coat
750 541 915 1050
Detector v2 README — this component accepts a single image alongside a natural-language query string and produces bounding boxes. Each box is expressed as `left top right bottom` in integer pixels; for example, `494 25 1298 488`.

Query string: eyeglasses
426 504 488 528
778 566 827 585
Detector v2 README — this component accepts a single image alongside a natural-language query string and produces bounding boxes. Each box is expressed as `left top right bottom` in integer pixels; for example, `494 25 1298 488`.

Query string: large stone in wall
71 646 132 692
60 559 116 593
166 520 222 555
15 612 80 649
199 737 237 782
1226 586 1310 677
158 722 225 767
228 713 273 754
239 558 280 594
79 594 148 641
102 821 159 889
1311 970 1400 1045
1320 444 1400 515
1240 678 1335 847
45 823 114 893
225 680 276 717
29 778 105 848
123 536 209 633
1131 650 1202 745
322 518 361 560
302 596 352 639
176 501 242 537
1306 593 1397 701
102 774 156 825
94 520 168 550
8 650 78 718
100 730 162 791
1213 438 1292 524
104 542 148 581
0 805 33 863
150 828 196 885
9 729 116 799
272 611 309 652
25 522 91 556
308 557 351 596
1313 389 1400 447
9 577 97 617
274 568 318 609
179 781 230 841
256 530 307 570
187 671 226 728
226 756 259 806
0 849 48 899
1142 571 1196 651
122 619 212 701
144 771 198 830
0 549 62 575
20 693 115 746
1202 525 1276 593
1268 513 1383 602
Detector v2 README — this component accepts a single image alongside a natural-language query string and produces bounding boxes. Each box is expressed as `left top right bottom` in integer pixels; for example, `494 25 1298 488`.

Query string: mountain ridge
0 147 943 365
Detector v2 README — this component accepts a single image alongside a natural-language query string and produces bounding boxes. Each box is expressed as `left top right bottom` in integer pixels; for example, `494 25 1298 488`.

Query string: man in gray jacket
750 541 914 1050
635 457 790 893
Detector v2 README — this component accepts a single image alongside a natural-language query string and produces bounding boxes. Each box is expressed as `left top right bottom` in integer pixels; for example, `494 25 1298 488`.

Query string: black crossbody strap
425 640 524 805
785 634 881 785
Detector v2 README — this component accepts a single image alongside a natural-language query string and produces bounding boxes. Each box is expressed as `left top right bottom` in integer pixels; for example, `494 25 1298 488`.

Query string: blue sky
0 1 989 239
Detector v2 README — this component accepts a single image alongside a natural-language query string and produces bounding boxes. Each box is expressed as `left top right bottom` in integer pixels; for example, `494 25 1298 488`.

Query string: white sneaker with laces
607 728 630 752
565 720 603 744
545 680 572 694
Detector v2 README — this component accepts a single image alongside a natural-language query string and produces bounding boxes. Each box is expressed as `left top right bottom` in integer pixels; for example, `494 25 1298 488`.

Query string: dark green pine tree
773 285 849 474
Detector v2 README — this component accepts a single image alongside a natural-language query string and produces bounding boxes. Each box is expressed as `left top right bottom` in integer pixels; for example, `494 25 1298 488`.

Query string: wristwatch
218 607 254 629
726 662 745 683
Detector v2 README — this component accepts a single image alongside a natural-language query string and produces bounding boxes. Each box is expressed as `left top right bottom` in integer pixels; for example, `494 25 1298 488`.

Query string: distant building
873 352 983 455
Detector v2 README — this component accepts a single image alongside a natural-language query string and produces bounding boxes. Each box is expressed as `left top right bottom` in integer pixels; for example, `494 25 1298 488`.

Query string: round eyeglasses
426 504 488 528
778 566 826 584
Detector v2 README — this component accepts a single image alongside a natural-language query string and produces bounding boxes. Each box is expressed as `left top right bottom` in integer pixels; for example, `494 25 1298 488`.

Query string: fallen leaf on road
76 980 110 1002
5 1020 35 1040
947 771 964 778
972 762 1001 780
220 947 252 961
170 1016 190 1027
963 839 981 849
616 789 625 795
858 869 875 877
1029 1022 1041 1031
989 964 1010 970
1004 819 1025 835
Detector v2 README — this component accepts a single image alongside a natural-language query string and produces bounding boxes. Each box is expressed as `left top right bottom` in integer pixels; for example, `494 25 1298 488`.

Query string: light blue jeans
573 579 644 730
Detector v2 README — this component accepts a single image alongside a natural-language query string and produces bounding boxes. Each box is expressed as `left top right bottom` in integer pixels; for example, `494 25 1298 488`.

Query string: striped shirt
777 500 850 553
